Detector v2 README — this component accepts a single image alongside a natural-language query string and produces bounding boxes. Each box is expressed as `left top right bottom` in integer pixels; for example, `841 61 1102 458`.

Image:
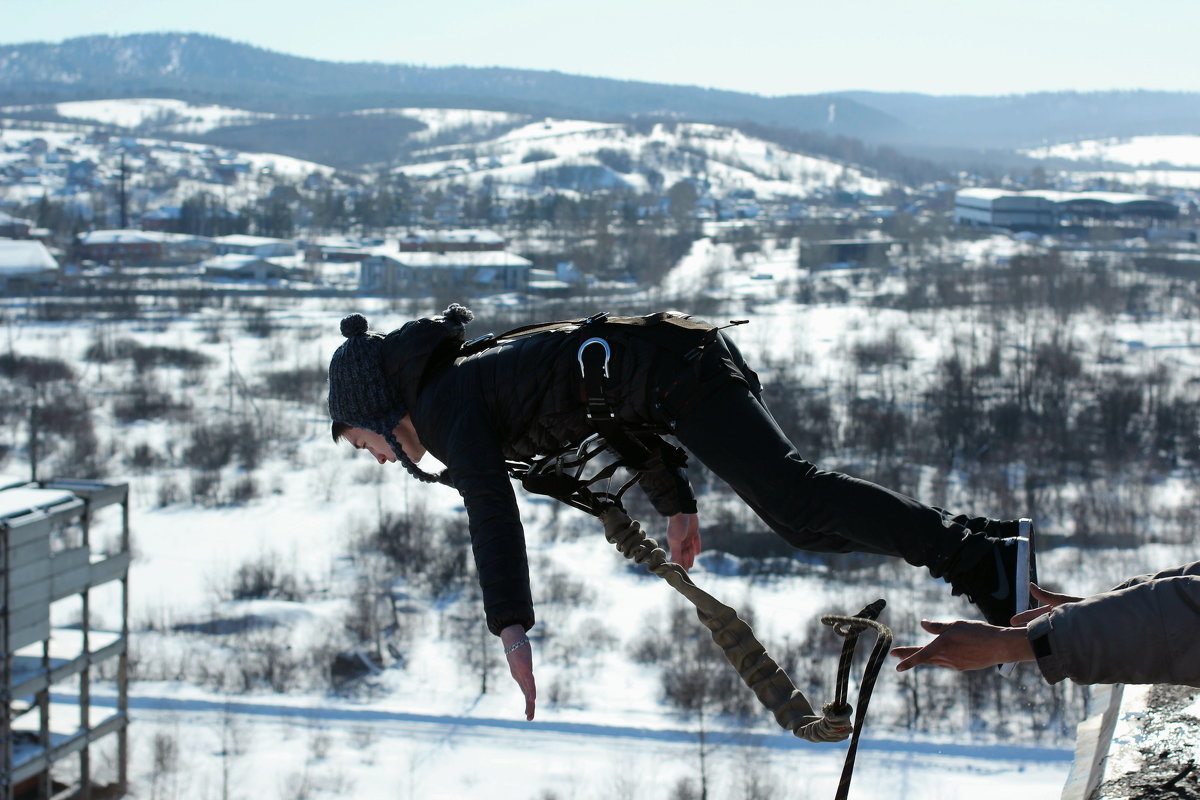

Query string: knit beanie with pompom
327 312 405 432
328 306 474 486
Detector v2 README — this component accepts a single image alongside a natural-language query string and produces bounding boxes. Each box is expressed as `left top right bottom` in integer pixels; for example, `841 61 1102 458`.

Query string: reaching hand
666 512 701 569
890 619 1034 672
1010 582 1082 627
500 624 536 720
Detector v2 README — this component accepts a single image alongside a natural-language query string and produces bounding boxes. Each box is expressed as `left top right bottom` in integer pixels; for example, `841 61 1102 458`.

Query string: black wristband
1031 632 1052 659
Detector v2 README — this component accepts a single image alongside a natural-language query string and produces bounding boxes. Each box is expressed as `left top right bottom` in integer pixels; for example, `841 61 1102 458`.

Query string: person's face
343 416 427 465
344 427 395 465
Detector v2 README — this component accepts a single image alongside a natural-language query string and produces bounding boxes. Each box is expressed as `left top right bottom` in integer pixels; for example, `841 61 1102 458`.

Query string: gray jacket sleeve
1027 560 1200 687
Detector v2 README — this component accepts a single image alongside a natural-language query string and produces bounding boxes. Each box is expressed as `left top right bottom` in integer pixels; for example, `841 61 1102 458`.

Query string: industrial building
955 188 1177 232
2 477 130 800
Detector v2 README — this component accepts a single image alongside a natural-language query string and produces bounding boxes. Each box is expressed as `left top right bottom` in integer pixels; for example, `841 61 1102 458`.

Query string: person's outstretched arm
1028 571 1200 686
892 620 1032 671
439 411 538 716
892 583 1077 672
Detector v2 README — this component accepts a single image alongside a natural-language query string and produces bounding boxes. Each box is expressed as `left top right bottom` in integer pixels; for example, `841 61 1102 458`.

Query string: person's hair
331 421 351 443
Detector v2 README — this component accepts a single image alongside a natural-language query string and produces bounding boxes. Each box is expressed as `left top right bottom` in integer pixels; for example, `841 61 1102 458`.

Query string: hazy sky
2 0 1196 97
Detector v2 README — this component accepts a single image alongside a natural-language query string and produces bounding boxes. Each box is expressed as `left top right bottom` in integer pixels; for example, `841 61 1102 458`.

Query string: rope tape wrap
600 507 892 749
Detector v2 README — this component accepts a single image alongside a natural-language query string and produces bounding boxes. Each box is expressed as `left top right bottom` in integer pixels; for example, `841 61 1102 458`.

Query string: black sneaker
1018 517 1038 592
996 519 1038 676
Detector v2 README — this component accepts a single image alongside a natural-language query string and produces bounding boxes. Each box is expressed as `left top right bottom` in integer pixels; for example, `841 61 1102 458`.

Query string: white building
955 188 1177 231
211 234 297 258
200 253 296 283
0 240 58 290
398 229 505 252
77 230 209 266
359 248 532 295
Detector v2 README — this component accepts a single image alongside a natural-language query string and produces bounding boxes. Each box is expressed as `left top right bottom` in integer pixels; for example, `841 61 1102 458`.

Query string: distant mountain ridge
0 33 901 141
2 33 1199 153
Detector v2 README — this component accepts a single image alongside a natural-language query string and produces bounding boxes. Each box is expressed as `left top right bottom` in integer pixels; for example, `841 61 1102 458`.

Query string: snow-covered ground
1022 135 1200 189
94 685 1072 800
1025 135 1200 168
50 98 276 134
9 234 1200 798
0 119 334 210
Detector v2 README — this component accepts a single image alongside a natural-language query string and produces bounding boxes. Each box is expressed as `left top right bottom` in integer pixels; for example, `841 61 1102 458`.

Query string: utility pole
118 153 129 229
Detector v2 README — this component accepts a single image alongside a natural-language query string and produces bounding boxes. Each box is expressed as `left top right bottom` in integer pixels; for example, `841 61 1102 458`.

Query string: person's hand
1010 582 1082 626
500 624 536 720
890 619 1034 672
666 512 701 569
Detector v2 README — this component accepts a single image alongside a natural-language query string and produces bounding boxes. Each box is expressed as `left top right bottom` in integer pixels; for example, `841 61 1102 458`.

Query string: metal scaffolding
1 478 130 800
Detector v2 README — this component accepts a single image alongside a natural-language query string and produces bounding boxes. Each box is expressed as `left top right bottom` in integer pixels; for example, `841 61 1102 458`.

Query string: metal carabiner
577 337 611 379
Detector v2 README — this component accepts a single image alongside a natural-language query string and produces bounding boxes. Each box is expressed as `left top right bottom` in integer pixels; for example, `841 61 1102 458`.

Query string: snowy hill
0 100 892 215
397 117 891 200
51 97 275 135
0 117 336 210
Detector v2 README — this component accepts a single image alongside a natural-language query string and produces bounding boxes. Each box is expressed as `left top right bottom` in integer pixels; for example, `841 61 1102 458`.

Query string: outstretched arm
891 620 1034 672
890 582 1068 672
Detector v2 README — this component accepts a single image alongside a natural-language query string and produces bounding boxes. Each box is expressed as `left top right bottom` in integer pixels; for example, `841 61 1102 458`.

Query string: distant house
0 211 32 239
212 234 297 258
305 237 370 263
0 239 58 290
800 238 904 270
359 249 532 295
140 206 182 232
201 253 295 282
66 159 97 187
398 229 505 252
526 268 572 296
77 230 210 266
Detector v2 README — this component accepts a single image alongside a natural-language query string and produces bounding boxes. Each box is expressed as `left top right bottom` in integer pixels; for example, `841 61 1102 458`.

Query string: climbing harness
508 438 893 800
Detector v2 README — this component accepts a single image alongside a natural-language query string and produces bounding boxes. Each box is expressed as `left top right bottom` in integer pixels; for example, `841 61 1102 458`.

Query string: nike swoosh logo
991 547 1009 600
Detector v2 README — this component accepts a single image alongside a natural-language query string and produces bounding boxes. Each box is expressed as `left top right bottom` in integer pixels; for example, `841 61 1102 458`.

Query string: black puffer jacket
380 311 723 635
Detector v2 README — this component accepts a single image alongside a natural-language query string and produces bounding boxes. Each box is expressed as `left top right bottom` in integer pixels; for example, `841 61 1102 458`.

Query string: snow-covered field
1025 135 1200 168
51 98 275 135
12 234 1200 798
1022 134 1200 189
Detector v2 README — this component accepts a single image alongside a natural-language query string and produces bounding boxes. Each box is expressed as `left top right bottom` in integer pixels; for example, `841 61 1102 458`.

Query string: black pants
669 335 999 580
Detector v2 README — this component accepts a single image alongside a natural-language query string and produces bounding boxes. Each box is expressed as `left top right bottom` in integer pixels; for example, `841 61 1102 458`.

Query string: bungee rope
509 437 893 799
599 506 892 800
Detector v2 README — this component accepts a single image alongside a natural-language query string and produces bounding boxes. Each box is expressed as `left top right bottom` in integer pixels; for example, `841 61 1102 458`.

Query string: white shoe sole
997 522 1034 677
